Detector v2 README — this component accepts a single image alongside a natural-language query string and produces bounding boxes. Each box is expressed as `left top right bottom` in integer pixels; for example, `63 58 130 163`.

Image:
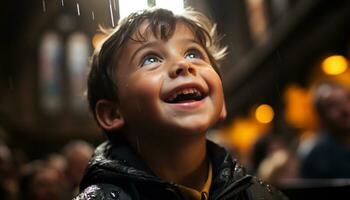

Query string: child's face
115 22 225 136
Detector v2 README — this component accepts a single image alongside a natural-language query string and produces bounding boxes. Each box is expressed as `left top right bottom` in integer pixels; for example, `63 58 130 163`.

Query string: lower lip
167 98 206 109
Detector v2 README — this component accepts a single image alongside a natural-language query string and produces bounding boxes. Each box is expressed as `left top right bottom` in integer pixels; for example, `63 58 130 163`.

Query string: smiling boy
74 8 287 200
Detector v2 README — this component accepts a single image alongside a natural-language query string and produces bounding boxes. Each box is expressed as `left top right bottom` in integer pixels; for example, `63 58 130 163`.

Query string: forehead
115 21 200 75
129 20 198 44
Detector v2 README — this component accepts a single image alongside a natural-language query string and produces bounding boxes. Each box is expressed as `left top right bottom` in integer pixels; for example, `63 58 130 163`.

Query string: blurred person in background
47 153 68 181
62 140 94 197
300 81 350 178
20 160 68 200
250 133 287 175
258 149 299 186
0 142 17 200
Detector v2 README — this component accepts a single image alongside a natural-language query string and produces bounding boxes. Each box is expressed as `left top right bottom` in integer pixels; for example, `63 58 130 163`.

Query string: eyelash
185 48 204 60
139 48 205 67
140 54 162 67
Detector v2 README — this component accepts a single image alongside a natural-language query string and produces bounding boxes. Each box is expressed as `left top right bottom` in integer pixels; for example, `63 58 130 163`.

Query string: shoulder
232 163 288 199
229 160 288 199
73 184 132 200
304 136 333 160
246 177 289 200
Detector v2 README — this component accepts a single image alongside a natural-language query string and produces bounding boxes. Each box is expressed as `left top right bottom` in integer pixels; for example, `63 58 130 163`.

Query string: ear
95 100 125 131
219 100 227 121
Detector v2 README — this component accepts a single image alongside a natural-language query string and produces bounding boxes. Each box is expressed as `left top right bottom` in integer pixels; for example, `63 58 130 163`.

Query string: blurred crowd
0 140 94 200
250 81 350 186
0 81 349 199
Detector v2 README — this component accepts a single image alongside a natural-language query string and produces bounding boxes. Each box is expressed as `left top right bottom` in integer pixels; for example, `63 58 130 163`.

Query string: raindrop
110 190 120 198
109 0 115 27
87 193 97 198
91 11 95 21
42 0 46 12
113 0 117 11
77 3 80 16
95 157 102 163
61 0 64 6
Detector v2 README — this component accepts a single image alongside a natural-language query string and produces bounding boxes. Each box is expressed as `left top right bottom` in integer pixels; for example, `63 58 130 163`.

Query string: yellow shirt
177 162 212 200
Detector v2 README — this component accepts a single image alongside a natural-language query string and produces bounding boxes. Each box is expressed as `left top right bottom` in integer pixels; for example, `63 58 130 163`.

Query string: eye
185 49 203 60
141 55 161 66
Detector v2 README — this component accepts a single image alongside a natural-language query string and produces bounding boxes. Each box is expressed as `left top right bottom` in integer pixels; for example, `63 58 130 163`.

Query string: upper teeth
167 88 201 102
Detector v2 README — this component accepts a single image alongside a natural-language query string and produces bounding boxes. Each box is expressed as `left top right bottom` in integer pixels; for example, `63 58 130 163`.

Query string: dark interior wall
207 0 350 121
0 0 107 159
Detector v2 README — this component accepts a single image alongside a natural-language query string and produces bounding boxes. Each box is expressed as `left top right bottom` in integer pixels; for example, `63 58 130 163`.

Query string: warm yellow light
284 85 318 130
322 55 348 75
228 117 267 152
255 104 274 124
155 0 184 14
92 33 107 49
119 0 148 19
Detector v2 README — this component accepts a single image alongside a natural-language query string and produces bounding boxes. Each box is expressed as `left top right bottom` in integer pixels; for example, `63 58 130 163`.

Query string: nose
169 59 196 78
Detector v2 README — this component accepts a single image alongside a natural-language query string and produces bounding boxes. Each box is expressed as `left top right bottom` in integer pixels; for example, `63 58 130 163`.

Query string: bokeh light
255 104 274 124
322 55 348 75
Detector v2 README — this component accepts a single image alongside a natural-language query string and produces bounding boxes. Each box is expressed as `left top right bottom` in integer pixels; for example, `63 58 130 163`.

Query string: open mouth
164 87 207 104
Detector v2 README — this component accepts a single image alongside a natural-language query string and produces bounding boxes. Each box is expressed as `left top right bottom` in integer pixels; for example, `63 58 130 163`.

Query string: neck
127 131 208 190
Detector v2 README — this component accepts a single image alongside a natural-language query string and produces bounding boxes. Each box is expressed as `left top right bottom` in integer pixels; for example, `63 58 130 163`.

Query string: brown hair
87 7 227 120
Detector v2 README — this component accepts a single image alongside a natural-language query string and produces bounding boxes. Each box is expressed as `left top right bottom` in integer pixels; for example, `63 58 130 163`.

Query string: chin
175 119 217 135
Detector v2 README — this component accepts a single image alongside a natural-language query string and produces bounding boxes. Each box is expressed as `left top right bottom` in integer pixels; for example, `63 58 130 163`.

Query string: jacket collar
80 135 253 198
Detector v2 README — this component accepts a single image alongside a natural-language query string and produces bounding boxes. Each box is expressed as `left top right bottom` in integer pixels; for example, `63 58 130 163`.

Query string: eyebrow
128 41 160 65
182 38 202 46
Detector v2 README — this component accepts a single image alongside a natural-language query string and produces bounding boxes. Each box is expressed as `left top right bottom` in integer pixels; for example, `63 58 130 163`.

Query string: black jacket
74 136 287 200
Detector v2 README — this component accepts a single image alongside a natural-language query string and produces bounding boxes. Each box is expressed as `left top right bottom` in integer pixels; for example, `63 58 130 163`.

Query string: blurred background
1 0 350 199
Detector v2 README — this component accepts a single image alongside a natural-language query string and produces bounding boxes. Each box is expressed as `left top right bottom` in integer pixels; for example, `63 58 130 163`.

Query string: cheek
133 73 162 99
202 68 224 98
119 73 163 113
200 68 225 118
